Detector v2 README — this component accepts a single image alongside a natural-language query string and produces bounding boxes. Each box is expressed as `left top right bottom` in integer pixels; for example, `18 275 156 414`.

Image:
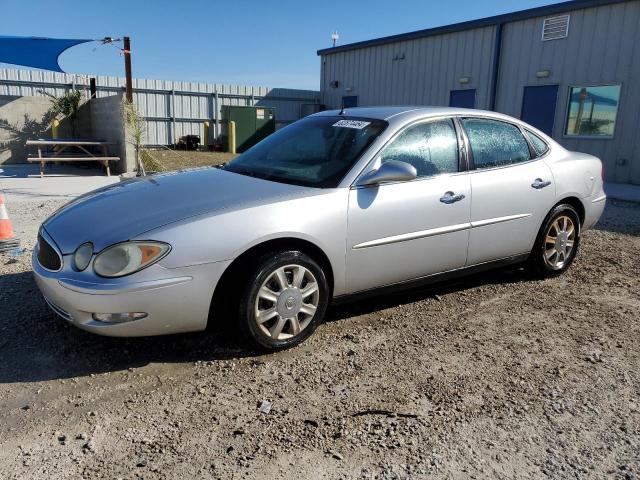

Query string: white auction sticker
332 120 371 129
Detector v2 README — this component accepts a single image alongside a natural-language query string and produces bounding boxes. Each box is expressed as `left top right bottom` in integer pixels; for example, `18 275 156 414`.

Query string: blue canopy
0 35 92 73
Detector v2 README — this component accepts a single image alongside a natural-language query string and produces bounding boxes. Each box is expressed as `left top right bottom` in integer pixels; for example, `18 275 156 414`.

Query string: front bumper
32 248 231 337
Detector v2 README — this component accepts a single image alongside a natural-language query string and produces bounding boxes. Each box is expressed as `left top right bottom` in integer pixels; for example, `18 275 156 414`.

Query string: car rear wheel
238 251 329 351
529 204 581 277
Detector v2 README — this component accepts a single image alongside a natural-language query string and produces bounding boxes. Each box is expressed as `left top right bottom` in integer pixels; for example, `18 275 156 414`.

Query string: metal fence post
214 91 219 141
171 89 176 145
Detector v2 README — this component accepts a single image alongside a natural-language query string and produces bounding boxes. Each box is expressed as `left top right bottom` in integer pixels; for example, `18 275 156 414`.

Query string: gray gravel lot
0 199 639 479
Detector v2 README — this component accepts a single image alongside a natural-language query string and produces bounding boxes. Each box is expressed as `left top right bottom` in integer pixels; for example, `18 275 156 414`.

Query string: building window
565 85 621 137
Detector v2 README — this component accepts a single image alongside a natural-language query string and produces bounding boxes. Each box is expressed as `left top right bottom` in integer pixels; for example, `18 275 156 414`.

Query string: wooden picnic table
25 139 120 177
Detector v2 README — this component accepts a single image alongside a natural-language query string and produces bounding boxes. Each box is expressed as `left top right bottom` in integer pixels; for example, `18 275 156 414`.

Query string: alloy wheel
254 264 320 340
543 215 576 270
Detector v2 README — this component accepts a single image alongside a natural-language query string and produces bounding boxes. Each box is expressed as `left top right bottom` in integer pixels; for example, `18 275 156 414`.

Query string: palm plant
43 90 85 137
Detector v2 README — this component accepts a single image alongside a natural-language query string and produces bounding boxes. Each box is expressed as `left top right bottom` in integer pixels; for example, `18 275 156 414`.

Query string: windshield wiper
227 167 314 187
228 167 274 181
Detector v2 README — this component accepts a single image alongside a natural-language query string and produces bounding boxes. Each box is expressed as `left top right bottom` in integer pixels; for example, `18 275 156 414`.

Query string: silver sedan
33 107 606 351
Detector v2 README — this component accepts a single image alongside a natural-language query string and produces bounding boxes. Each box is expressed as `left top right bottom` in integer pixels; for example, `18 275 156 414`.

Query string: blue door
342 95 358 108
449 89 476 108
521 85 559 136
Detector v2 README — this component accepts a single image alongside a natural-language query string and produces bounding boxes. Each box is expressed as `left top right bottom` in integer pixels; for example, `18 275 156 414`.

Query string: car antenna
339 98 346 116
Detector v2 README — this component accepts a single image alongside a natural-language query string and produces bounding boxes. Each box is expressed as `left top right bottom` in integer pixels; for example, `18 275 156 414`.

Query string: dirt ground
0 198 639 480
141 150 235 172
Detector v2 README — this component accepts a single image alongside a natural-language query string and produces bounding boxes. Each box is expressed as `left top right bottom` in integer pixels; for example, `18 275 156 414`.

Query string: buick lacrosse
33 107 606 351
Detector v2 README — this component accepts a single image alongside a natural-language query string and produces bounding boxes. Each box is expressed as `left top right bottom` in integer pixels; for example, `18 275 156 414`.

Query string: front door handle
531 178 551 189
440 191 466 204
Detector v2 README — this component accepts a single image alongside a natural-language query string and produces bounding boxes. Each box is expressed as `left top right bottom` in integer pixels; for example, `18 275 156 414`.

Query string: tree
43 90 85 137
123 99 147 176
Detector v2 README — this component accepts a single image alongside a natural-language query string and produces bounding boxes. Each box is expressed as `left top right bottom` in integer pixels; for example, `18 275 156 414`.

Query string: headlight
74 242 94 271
93 241 170 278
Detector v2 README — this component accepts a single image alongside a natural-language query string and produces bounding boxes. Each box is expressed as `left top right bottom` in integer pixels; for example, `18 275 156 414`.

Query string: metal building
318 0 640 185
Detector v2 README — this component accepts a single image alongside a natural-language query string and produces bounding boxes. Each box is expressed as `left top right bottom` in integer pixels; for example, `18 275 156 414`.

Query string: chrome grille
37 233 62 271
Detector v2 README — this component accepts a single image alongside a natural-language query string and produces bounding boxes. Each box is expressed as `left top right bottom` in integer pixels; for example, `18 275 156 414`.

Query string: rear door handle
440 191 466 204
531 178 551 189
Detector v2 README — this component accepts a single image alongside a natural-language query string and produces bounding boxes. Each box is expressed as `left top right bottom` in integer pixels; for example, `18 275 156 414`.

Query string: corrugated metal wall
320 26 496 110
319 0 640 184
496 0 640 184
0 69 320 146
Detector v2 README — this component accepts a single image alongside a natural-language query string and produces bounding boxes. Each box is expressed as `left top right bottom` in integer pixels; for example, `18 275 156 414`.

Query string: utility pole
123 36 133 103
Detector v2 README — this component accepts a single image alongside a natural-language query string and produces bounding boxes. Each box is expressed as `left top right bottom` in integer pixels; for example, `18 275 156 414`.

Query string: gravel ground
0 199 639 479
142 150 235 172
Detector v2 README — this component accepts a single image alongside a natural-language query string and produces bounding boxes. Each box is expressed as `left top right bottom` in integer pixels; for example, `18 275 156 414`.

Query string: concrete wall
0 93 133 172
0 95 54 164
88 93 134 173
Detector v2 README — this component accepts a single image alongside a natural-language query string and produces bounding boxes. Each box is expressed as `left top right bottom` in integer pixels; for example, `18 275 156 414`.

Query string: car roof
310 105 559 147
312 106 556 133
312 106 511 122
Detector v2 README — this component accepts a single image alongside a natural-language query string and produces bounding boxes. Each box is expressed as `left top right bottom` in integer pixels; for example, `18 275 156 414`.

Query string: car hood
43 167 315 253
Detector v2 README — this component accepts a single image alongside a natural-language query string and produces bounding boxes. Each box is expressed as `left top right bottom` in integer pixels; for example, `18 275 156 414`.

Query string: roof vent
542 15 570 41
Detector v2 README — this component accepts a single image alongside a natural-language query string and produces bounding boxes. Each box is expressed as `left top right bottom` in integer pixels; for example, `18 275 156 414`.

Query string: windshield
224 116 387 188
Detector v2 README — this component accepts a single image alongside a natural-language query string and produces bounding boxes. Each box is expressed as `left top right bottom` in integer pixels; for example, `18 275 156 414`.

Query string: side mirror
358 160 417 186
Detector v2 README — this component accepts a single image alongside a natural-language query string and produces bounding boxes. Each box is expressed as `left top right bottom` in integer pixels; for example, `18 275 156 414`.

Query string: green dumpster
221 106 276 153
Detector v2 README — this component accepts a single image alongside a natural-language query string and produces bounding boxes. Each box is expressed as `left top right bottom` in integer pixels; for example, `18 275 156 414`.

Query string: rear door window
461 118 532 169
525 129 550 157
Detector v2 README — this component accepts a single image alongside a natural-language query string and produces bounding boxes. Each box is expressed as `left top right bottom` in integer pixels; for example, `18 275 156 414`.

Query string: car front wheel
238 251 329 351
529 203 581 277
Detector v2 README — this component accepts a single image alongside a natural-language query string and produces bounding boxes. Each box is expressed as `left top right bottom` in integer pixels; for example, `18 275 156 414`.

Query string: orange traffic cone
0 194 20 252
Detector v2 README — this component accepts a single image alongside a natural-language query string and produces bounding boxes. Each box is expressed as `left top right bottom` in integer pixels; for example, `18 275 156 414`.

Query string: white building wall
496 0 640 184
320 26 496 110
319 0 640 184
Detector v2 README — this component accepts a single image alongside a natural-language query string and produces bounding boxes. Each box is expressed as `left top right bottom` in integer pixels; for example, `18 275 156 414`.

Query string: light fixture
74 242 93 271
458 76 471 85
536 69 551 78
93 241 170 278
92 312 148 323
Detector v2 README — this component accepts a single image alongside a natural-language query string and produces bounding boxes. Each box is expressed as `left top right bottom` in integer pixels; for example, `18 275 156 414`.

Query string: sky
1 0 559 90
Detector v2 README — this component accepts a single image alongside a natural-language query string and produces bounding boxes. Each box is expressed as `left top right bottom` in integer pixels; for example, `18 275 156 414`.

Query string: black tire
237 250 329 351
529 203 581 278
